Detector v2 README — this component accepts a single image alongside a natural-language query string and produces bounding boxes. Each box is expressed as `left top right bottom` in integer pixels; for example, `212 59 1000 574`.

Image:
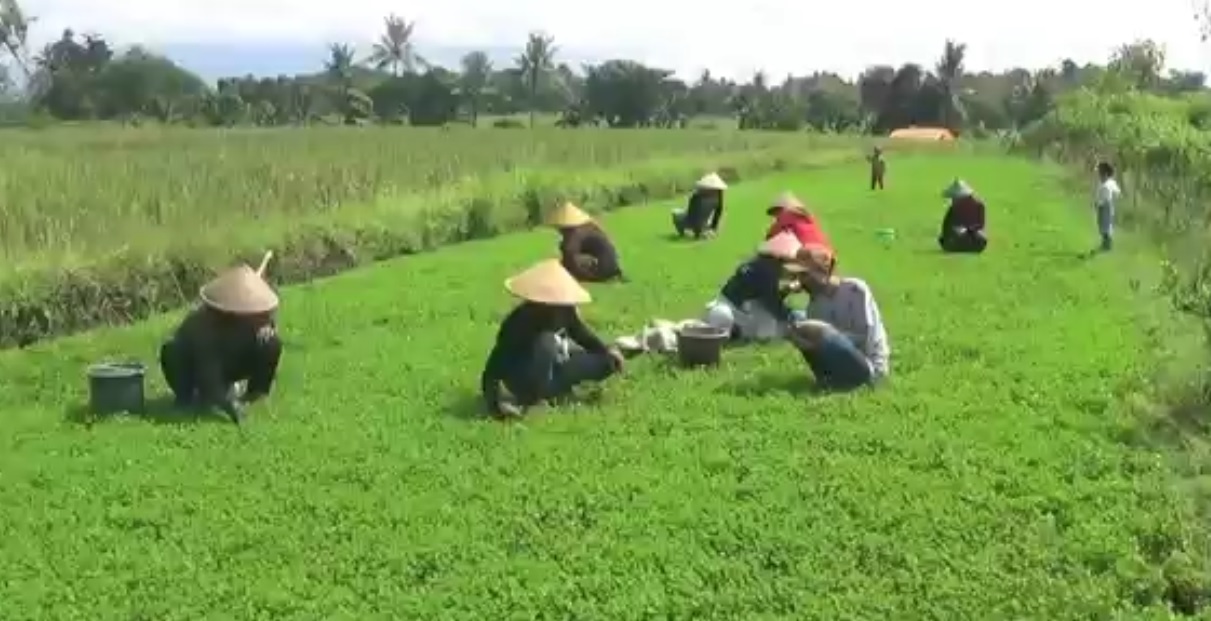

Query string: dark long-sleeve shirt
719 255 792 320
481 302 609 413
171 307 275 418
684 190 724 233
942 196 986 233
560 222 622 281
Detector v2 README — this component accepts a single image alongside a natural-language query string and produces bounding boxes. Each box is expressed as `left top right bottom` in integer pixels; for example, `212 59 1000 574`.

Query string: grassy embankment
0 126 867 347
1 151 1206 619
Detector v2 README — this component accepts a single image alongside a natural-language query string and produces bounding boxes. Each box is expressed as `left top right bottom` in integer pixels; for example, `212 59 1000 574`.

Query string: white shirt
1095 178 1121 209
805 277 891 377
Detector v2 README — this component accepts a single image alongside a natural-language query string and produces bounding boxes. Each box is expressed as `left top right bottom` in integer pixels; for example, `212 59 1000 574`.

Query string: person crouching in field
868 146 886 190
701 232 807 342
938 179 988 254
1093 161 1121 252
672 172 727 239
547 202 625 282
785 245 891 391
159 264 283 425
765 191 833 252
481 259 625 418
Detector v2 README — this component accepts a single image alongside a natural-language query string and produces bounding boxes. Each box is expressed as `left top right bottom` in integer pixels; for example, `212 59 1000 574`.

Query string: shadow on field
442 390 607 422
64 395 234 428
716 370 822 398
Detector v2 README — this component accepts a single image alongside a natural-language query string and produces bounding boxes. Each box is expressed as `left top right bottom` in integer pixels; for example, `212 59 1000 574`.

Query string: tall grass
0 124 875 346
0 125 844 271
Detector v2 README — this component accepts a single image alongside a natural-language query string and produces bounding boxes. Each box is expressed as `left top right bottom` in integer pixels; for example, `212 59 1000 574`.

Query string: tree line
0 1 1205 134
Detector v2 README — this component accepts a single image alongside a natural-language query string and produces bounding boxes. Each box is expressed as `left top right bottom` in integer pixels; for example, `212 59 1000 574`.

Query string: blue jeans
796 325 873 391
504 332 617 406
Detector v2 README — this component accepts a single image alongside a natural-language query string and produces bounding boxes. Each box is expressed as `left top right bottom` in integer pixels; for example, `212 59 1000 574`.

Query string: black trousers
939 227 988 254
503 332 617 406
159 335 282 405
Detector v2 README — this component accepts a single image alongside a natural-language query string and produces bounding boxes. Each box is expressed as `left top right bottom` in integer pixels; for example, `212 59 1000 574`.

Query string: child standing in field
1094 161 1121 252
868 147 886 190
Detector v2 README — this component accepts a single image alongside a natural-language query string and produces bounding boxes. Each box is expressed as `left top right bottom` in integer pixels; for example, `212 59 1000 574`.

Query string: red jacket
766 209 833 252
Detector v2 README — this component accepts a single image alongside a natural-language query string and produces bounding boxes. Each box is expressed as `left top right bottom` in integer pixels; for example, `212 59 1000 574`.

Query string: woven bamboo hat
695 172 728 191
759 231 808 272
199 265 279 314
942 179 974 199
793 244 837 280
758 231 801 259
505 259 591 306
546 202 593 228
766 191 809 216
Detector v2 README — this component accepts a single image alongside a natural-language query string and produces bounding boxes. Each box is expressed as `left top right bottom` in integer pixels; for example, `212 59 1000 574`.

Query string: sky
18 0 1211 81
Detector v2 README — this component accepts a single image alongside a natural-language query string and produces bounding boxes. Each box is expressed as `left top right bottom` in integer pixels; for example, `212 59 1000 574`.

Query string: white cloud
22 0 1211 80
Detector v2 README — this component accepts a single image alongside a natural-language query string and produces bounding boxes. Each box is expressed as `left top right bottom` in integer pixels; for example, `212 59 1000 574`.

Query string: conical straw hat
942 179 974 199
767 191 809 216
793 244 837 279
546 202 592 228
505 258 591 306
758 231 802 260
695 172 728 190
199 265 279 314
775 191 808 212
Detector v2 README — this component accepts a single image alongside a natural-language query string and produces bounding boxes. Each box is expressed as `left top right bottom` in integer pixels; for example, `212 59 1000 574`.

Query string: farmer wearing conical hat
785 245 890 391
938 179 987 254
765 191 833 252
158 263 282 424
701 231 807 342
481 258 625 418
546 201 625 283
672 171 727 239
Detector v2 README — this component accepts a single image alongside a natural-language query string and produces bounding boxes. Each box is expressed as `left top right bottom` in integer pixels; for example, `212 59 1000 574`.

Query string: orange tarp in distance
888 126 956 141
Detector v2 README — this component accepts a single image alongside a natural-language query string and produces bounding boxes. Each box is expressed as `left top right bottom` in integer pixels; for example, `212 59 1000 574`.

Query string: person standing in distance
1094 161 1121 252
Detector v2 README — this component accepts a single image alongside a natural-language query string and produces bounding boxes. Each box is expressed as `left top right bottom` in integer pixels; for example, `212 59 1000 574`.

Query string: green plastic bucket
87 361 147 415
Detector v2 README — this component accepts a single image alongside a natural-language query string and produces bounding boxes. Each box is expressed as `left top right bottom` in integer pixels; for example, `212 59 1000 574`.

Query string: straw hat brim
505 259 592 306
695 173 728 191
943 180 974 199
199 265 279 314
794 244 836 279
547 203 593 228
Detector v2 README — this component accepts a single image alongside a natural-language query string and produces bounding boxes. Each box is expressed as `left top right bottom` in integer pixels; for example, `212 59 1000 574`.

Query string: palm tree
367 14 425 76
935 39 967 131
515 31 556 127
0 0 34 78
459 51 493 127
325 43 356 89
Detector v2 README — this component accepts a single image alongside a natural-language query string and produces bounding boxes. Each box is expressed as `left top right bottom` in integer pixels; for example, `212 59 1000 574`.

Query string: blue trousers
794 324 873 391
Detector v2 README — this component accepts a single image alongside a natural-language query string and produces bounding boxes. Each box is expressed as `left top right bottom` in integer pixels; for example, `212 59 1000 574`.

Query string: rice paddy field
0 126 829 270
1 135 1207 619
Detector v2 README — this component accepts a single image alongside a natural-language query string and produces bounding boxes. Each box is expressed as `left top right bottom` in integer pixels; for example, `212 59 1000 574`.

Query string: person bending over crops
1093 161 1121 252
786 245 890 391
765 191 833 252
868 146 886 190
481 258 625 418
159 264 282 425
938 179 987 254
701 232 807 342
547 202 625 282
672 172 727 239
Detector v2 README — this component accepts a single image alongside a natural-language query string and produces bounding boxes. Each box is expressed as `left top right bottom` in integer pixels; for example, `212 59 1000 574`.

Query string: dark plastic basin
87 361 147 415
676 324 729 367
